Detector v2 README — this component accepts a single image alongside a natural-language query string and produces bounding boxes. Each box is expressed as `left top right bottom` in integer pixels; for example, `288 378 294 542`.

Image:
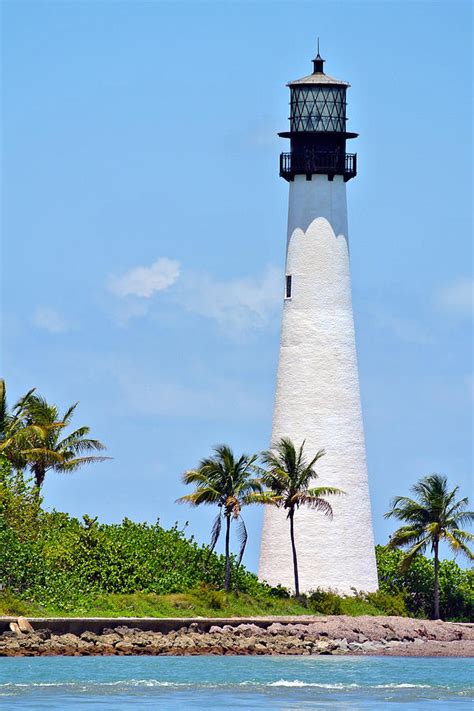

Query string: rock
17 617 35 634
332 638 349 654
114 626 142 637
9 623 23 637
57 633 81 649
100 633 121 646
35 629 52 641
236 624 261 637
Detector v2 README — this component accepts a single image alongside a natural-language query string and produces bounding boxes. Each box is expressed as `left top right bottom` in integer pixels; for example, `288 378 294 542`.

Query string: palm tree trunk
224 514 231 593
33 466 45 499
433 538 440 619
289 507 300 598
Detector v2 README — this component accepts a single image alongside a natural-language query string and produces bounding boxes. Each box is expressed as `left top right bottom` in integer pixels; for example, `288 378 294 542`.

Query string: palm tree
177 444 265 592
385 474 473 619
260 437 344 598
0 380 46 468
21 395 109 492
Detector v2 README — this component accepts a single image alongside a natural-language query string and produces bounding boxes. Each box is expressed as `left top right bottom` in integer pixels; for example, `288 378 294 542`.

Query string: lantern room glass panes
290 87 346 132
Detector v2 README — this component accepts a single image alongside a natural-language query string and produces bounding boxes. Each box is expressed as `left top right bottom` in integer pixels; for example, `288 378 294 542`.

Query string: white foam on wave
262 680 442 690
0 680 187 689
374 683 433 689
268 680 359 688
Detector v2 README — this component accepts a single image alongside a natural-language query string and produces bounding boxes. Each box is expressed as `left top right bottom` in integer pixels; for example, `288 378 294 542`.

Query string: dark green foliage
0 519 47 594
0 456 42 541
305 588 408 617
362 590 408 617
376 545 473 621
307 589 343 615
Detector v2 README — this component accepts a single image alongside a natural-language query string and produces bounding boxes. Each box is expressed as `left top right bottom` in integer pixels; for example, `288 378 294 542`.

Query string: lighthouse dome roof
288 72 349 87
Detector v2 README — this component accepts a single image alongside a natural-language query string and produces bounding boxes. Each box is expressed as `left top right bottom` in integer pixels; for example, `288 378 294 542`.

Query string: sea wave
0 679 455 690
268 680 436 689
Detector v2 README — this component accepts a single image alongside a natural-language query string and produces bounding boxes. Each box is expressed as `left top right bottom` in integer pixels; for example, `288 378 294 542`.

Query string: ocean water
0 656 472 709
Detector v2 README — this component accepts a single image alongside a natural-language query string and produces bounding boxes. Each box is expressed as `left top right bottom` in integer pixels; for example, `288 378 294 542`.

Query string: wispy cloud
108 257 180 298
108 257 281 336
173 265 281 335
32 306 68 333
436 277 473 317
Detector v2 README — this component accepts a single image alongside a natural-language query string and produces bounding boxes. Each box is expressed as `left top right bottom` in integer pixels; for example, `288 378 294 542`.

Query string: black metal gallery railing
280 151 357 181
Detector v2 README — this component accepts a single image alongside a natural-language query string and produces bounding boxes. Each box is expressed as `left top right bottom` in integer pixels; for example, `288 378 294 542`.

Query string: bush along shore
1 615 473 658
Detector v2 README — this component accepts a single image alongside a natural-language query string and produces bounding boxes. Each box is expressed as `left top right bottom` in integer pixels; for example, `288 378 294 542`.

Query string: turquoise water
0 656 472 709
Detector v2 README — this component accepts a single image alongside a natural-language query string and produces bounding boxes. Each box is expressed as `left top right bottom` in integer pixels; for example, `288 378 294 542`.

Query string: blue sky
2 1 472 572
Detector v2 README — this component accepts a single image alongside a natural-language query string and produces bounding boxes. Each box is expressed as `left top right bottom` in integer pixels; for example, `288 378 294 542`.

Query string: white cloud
32 307 68 333
108 257 180 298
173 265 281 335
437 277 473 317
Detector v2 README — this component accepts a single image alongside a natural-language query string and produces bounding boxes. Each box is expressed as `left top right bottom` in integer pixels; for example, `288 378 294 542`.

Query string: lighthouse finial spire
312 40 325 73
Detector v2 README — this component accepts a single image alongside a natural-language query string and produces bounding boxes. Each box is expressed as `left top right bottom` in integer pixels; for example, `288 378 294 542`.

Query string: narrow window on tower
285 275 292 299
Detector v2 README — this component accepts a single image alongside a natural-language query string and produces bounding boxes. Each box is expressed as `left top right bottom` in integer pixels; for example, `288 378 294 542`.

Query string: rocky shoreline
1 615 473 657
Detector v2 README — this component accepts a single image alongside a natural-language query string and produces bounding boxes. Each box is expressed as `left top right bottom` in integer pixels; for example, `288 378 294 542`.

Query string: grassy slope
0 589 391 619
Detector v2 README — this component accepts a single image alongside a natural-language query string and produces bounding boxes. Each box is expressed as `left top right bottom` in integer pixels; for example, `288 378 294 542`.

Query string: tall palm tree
22 395 109 492
177 445 265 592
385 474 473 619
260 437 344 598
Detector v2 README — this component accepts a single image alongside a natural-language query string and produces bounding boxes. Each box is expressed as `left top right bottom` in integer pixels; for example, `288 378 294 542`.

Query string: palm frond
57 455 111 471
176 487 222 506
207 512 222 558
292 493 334 518
62 402 79 424
388 525 426 549
444 531 474 560
235 515 248 567
242 492 280 506
399 537 431 572
307 486 344 498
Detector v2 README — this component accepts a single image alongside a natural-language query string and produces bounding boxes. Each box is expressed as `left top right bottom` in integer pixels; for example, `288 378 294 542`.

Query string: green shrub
307 589 343 615
362 590 408 616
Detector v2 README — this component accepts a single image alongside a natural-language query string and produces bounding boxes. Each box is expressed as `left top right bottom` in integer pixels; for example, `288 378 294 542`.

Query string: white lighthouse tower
258 49 378 594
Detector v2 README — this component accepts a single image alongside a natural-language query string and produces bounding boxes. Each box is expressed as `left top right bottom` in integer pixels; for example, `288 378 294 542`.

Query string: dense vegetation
0 459 472 621
0 380 472 621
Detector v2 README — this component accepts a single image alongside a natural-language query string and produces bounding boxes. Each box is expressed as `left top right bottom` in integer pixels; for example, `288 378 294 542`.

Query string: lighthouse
258 49 378 594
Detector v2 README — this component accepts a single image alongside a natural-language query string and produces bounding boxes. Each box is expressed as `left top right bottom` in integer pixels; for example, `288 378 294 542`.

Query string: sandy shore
1 615 473 657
